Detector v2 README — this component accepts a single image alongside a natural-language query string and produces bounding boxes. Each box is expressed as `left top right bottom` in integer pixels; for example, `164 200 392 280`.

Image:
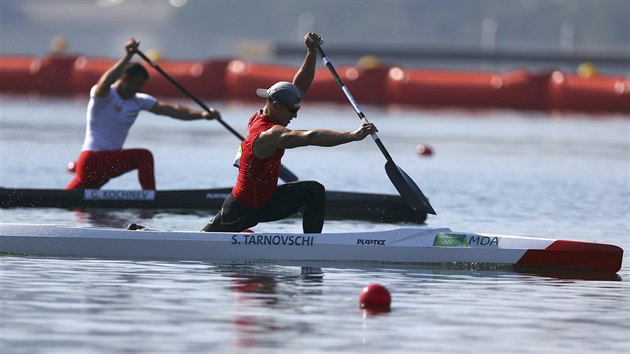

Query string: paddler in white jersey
66 38 221 190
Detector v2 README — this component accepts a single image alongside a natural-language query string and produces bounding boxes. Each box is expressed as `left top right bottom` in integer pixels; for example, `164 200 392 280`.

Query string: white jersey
81 85 157 151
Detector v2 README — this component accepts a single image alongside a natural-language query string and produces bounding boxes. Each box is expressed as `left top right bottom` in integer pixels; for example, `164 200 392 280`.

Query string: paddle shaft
315 45 436 215
313 46 395 164
136 51 241 138
135 50 299 183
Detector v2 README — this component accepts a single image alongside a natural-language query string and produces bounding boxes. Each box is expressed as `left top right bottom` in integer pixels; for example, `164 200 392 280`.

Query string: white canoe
0 223 623 274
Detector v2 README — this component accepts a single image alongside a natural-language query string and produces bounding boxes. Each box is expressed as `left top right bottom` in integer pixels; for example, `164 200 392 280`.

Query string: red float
69 56 116 95
416 144 433 156
309 66 391 105
386 67 551 111
224 60 296 103
548 71 630 114
35 55 78 96
143 59 229 100
0 56 41 94
359 283 391 310
1 54 628 115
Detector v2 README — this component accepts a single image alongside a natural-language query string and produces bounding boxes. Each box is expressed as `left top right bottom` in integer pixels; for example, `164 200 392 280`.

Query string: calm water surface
1 96 629 353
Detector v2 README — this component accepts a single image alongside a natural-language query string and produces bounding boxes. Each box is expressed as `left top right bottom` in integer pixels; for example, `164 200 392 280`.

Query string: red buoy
67 161 76 173
359 283 391 310
416 144 433 156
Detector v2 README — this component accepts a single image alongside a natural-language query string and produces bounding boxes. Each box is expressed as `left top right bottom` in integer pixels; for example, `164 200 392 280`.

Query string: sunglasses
275 100 300 114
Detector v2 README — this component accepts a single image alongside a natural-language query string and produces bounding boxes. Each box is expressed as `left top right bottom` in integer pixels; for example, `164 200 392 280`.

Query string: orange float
35 55 78 96
70 57 229 100
0 55 77 96
488 70 550 111
548 71 630 114
386 67 552 111
309 66 391 105
224 60 296 102
0 54 628 115
69 56 116 95
143 59 228 100
0 56 40 94
200 59 231 100
387 67 496 108
225 60 391 106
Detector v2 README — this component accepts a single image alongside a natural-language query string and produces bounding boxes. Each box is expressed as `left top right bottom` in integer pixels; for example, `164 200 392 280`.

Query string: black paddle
135 50 299 183
314 45 436 215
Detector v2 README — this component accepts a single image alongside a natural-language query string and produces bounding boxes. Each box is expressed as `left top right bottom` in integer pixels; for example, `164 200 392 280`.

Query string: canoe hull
0 223 622 274
0 187 427 224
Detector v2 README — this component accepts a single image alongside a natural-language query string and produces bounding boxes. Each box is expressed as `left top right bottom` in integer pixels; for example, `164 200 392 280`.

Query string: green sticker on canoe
433 232 469 248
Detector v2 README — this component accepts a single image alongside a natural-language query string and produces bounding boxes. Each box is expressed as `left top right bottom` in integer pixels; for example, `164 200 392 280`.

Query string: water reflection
216 264 324 301
516 268 622 282
213 264 324 349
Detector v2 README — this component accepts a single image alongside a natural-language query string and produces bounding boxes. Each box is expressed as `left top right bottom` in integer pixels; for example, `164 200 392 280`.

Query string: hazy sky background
1 0 628 69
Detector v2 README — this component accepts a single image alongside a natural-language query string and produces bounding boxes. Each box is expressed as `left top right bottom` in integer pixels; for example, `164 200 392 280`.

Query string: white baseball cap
256 81 302 110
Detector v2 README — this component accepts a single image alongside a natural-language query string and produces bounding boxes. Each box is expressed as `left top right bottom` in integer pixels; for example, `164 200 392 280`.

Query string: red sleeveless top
232 112 285 208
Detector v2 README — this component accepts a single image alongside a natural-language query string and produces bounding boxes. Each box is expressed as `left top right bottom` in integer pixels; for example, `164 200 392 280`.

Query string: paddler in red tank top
202 32 377 234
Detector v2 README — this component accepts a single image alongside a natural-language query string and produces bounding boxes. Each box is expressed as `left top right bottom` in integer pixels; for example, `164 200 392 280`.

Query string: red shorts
66 149 155 190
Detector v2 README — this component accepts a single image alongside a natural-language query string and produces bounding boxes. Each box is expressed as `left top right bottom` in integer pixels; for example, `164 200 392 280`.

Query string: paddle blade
385 161 436 215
